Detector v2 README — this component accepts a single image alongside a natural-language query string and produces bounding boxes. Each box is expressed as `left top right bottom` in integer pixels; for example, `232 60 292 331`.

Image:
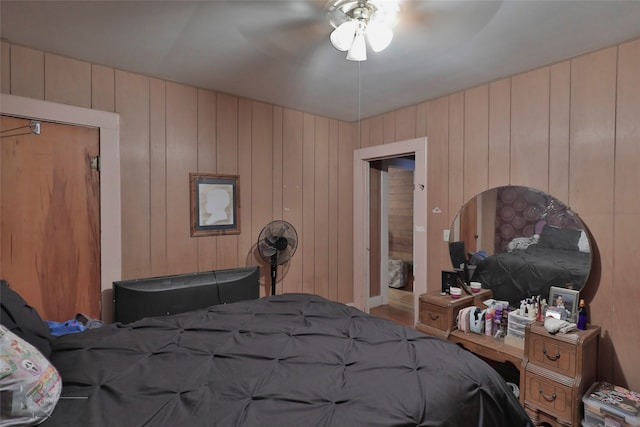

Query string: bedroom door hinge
90 156 100 172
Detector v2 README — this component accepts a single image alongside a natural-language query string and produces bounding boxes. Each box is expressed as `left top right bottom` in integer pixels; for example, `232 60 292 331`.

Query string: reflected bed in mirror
449 186 592 307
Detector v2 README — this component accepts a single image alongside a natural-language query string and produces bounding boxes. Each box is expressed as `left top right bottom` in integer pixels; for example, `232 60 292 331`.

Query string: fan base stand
270 254 278 296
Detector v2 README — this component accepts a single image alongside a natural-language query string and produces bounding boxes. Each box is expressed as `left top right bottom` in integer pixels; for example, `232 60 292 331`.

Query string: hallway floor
370 288 414 327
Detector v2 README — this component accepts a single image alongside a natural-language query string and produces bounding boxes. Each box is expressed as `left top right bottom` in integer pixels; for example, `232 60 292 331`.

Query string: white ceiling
2 0 640 122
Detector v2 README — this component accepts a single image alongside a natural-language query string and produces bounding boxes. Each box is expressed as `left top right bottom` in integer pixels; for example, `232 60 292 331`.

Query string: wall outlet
443 229 450 241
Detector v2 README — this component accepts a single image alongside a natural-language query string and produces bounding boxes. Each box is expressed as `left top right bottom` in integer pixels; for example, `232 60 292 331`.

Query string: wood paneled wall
0 41 355 305
2 37 639 390
388 167 413 261
358 39 640 390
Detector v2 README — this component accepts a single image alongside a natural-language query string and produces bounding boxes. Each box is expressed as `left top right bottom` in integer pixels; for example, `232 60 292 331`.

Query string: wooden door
0 116 101 321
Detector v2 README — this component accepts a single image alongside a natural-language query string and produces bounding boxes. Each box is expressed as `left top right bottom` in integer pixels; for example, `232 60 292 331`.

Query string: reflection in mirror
449 186 592 306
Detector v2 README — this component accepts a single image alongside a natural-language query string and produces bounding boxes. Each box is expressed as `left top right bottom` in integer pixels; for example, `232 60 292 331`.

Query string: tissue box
582 382 640 427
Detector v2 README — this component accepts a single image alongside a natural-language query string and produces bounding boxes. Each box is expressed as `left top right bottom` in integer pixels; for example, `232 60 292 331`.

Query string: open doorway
352 137 427 328
368 157 415 326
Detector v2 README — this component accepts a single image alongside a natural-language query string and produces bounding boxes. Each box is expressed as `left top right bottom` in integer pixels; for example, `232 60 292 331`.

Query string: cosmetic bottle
577 299 587 330
536 298 543 322
485 310 493 336
494 307 503 339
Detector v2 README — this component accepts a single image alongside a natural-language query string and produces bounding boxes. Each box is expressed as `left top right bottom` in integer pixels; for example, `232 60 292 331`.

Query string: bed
473 224 591 306
1 282 532 427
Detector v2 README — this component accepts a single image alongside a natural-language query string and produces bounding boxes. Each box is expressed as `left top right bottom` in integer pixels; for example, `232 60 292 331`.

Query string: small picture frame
190 173 240 237
548 286 579 322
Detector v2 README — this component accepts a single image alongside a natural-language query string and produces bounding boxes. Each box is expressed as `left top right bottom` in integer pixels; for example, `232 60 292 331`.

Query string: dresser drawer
528 332 577 377
419 303 448 331
525 371 573 420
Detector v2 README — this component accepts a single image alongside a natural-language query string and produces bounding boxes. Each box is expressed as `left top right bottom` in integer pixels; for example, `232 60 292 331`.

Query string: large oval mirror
449 186 592 306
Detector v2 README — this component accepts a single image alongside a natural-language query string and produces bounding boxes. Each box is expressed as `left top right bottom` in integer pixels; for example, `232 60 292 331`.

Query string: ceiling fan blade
327 2 350 28
240 1 331 60
251 22 329 58
396 0 501 34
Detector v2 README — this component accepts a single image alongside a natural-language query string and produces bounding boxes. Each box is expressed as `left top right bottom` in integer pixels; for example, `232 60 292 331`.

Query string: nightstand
522 322 600 426
416 289 492 338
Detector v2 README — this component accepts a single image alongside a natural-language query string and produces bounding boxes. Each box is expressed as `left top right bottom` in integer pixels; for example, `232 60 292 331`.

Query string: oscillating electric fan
257 220 298 295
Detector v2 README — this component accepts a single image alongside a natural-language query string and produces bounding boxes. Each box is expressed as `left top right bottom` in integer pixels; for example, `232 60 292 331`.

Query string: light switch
443 229 450 241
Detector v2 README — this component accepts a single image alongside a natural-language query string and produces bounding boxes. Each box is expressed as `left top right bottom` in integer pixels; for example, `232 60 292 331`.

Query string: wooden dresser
416 290 600 424
522 323 600 427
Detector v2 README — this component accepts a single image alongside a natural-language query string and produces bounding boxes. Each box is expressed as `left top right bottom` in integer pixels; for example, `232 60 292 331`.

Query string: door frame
379 168 389 307
353 137 427 326
1 93 121 321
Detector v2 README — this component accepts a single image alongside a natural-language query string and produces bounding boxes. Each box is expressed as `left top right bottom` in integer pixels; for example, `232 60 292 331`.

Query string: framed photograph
190 173 240 237
548 286 579 322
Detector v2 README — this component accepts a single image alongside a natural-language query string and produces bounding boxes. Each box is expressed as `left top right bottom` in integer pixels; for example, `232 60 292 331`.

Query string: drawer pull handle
429 312 440 321
538 388 557 402
542 347 560 361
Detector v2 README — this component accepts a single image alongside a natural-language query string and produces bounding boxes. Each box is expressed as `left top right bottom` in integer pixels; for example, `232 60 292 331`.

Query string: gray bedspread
44 293 532 427
474 246 590 306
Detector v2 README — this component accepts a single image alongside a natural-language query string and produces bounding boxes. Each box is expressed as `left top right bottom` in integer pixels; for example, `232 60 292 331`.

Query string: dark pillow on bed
0 280 54 359
537 224 581 251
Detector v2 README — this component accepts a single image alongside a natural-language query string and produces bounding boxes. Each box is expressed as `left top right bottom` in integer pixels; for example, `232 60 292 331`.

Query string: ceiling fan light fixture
346 30 367 61
330 20 358 51
366 21 393 52
328 0 398 61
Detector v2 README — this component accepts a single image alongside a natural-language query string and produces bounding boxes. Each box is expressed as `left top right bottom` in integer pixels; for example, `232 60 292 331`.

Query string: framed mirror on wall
448 186 593 307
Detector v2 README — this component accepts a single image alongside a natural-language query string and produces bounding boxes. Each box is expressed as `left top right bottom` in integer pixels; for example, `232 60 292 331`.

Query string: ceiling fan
245 0 435 61
327 0 401 61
